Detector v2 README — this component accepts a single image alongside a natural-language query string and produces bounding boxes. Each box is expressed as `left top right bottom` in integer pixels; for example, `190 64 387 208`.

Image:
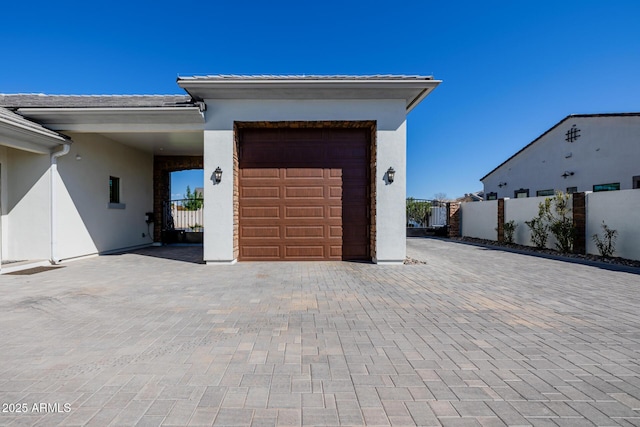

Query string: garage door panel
282 129 325 143
329 145 368 160
344 225 368 239
285 246 325 258
342 185 367 199
328 206 342 218
343 244 368 258
241 206 280 218
330 246 342 257
343 205 368 219
329 186 342 198
342 168 368 180
241 246 280 258
242 186 280 199
285 225 325 238
241 226 280 239
284 168 324 178
241 168 280 179
285 186 324 199
285 206 325 218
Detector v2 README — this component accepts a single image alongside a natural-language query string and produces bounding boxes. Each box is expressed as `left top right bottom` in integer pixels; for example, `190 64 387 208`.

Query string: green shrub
525 216 548 249
524 191 575 253
545 191 575 253
592 221 618 257
497 220 517 243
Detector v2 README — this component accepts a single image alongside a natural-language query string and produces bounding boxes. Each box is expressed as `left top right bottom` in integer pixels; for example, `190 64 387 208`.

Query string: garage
238 127 370 261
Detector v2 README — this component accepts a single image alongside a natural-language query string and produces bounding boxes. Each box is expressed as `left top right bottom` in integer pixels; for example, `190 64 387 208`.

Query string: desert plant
503 220 517 243
525 216 548 249
525 200 550 248
592 221 618 257
524 191 576 253
544 191 575 253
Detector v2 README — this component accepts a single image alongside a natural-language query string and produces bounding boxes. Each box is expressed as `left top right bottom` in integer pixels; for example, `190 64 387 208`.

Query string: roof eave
16 107 205 132
0 117 69 154
177 78 441 112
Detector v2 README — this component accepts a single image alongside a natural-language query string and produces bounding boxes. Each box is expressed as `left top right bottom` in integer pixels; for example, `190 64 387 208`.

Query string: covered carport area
1 95 205 264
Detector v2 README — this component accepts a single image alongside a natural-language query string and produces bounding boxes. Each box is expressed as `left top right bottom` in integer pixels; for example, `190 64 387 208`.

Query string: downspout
50 143 71 264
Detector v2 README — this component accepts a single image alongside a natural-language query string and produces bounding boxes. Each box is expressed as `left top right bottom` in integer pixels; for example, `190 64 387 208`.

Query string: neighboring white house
481 113 640 200
0 75 440 271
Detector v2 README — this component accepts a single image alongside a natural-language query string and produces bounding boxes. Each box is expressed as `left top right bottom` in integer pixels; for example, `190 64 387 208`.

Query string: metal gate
162 198 204 244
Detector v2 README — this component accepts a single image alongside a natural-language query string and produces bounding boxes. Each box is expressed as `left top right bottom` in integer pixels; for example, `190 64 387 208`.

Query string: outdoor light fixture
562 171 575 179
498 182 507 188
214 166 223 184
387 167 395 184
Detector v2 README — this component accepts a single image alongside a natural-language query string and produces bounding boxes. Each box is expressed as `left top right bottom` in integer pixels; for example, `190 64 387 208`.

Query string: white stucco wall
203 99 407 264
504 195 562 249
483 115 640 198
55 133 153 260
460 201 498 241
5 148 51 260
586 190 640 261
0 146 6 262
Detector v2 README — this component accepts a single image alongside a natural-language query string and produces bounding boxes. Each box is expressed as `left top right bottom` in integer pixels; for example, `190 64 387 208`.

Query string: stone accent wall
572 192 586 254
447 202 461 237
232 125 240 261
153 156 203 242
234 121 377 261
497 198 505 242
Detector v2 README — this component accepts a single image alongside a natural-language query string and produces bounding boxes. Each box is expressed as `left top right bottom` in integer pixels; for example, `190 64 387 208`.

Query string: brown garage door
239 128 369 261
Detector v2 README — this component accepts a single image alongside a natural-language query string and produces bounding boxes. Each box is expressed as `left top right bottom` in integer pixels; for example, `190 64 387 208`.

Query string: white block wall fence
460 200 498 241
447 190 640 261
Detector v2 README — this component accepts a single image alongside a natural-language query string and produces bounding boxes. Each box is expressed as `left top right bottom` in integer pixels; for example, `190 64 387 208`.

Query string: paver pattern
1 238 639 426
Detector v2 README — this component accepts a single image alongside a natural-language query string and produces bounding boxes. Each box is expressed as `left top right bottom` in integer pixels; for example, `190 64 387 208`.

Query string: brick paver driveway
1 238 639 426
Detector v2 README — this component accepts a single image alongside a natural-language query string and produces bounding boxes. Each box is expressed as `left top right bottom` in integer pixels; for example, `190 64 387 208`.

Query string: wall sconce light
214 166 223 184
561 171 574 179
387 167 395 184
498 182 507 188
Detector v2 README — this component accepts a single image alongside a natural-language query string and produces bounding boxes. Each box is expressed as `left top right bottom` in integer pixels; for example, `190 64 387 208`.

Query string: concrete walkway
1 238 639 426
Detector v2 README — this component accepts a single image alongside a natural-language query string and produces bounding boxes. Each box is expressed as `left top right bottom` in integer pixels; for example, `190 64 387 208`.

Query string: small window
109 176 120 203
536 189 554 197
566 186 578 194
593 183 620 192
514 188 529 198
633 176 640 189
486 192 497 201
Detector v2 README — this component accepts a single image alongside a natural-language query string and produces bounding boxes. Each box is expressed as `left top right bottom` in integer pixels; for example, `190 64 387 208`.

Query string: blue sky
3 0 639 199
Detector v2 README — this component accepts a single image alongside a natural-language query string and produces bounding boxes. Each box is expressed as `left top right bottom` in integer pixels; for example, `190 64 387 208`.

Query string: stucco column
374 124 407 264
203 130 236 264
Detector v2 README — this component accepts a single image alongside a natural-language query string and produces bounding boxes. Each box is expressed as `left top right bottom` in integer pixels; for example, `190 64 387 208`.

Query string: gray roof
178 74 435 81
0 94 193 109
0 107 68 140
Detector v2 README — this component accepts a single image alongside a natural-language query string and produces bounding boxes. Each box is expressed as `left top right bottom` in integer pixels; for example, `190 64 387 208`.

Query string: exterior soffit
16 107 204 132
177 79 441 113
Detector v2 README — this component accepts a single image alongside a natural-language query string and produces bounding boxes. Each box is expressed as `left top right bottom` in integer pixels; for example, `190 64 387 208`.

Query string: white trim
50 143 71 264
206 259 237 265
373 259 405 265
0 120 67 154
